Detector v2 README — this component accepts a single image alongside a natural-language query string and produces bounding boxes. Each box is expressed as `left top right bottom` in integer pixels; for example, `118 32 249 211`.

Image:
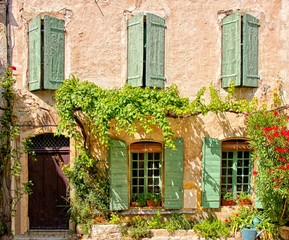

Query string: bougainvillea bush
247 109 289 223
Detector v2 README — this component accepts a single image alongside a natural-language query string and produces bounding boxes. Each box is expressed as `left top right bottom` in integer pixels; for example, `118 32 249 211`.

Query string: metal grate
31 133 69 149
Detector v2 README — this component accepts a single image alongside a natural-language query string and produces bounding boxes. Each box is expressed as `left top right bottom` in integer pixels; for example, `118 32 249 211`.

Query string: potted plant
136 193 147 207
221 192 236 206
131 194 137 207
146 193 162 207
237 192 252 205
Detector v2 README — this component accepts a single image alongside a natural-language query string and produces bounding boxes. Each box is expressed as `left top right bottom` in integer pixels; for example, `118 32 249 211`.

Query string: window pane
237 185 242 191
132 170 138 177
222 169 226 175
148 178 153 184
244 160 249 167
154 170 159 176
228 177 232 184
154 162 159 168
154 178 159 185
148 153 153 159
139 161 144 168
132 153 138 160
221 177 226 183
237 168 242 175
133 161 138 168
228 168 233 175
139 178 144 185
139 153 144 160
139 170 144 177
244 151 249 158
148 170 153 176
228 152 233 158
132 187 138 193
244 177 249 183
237 160 242 167
132 178 138 185
155 153 160 160
222 160 226 167
237 151 243 158
228 160 233 167
222 152 227 158
139 187 144 193
237 176 242 183
244 168 249 175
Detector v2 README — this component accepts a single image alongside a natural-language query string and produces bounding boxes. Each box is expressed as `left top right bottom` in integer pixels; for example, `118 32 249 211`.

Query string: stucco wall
7 0 289 234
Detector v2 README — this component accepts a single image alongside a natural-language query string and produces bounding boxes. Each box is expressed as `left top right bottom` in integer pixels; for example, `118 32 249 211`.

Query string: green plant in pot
237 192 252 206
136 193 147 207
146 193 162 207
221 192 236 206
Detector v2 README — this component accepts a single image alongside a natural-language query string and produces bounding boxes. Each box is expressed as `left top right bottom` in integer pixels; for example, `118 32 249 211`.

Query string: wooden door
28 151 69 229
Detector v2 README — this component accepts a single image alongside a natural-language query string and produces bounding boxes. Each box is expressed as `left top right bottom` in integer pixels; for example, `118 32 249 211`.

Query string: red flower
281 130 289 137
263 127 273 132
225 219 229 223
11 65 16 70
273 132 279 137
279 157 287 163
280 165 286 170
252 171 258 176
273 111 278 116
276 147 288 153
236 214 239 217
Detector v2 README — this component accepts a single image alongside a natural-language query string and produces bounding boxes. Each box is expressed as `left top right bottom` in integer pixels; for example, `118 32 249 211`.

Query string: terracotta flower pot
238 199 252 206
221 200 237 206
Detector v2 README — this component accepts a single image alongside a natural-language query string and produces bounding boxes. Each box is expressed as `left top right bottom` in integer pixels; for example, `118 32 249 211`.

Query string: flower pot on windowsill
238 199 252 206
221 200 237 206
131 201 137 207
146 199 157 207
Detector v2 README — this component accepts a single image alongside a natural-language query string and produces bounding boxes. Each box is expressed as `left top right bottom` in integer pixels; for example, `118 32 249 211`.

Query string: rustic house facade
0 0 289 235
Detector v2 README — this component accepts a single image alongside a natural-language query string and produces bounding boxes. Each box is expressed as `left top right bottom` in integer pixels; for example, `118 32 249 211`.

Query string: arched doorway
28 134 70 229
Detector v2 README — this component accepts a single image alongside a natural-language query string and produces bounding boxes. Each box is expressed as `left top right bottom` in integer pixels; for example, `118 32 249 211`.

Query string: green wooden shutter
109 140 129 210
164 138 184 209
44 16 65 90
127 13 144 87
242 13 259 87
222 13 241 88
146 13 165 88
202 137 221 208
29 16 41 91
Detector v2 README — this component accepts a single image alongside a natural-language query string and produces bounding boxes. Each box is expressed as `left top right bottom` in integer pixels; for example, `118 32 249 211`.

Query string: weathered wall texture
7 0 289 234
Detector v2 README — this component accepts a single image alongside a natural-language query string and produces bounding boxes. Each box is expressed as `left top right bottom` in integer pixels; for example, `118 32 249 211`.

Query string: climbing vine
0 67 33 236
55 75 257 149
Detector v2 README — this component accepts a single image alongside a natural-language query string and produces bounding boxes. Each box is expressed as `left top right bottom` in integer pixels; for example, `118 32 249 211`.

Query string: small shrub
164 213 193 231
147 211 164 229
193 218 230 239
128 226 152 240
110 212 121 224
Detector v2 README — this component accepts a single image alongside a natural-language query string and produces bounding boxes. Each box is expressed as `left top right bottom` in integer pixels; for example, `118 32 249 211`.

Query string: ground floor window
221 150 251 198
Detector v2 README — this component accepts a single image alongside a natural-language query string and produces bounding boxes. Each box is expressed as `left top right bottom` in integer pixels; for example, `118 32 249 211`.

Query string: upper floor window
127 13 165 88
222 13 259 88
28 16 65 91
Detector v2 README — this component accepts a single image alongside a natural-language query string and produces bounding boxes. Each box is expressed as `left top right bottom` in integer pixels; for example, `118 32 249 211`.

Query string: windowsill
121 208 196 215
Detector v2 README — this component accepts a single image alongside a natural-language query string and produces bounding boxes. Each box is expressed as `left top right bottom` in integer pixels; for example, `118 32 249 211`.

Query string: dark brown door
28 151 70 229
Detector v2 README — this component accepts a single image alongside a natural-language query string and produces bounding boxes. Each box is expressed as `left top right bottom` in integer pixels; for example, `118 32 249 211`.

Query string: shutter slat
44 16 65 90
242 13 259 87
127 13 144 87
109 140 129 210
29 16 41 91
202 137 221 208
222 13 241 88
146 13 165 88
164 138 184 209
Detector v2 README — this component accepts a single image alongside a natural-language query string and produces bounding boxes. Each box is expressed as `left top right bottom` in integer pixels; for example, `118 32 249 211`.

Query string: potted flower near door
237 192 252 206
221 192 237 206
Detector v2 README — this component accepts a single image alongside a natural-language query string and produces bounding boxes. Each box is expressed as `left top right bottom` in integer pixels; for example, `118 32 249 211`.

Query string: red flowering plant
246 109 289 223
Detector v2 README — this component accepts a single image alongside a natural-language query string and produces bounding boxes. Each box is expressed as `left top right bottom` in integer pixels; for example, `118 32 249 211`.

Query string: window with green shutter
127 13 165 88
222 13 259 88
29 16 65 91
202 138 255 208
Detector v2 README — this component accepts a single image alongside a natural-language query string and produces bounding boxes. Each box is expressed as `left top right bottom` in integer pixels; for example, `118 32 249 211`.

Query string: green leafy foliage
63 149 110 231
55 75 253 149
193 218 230 239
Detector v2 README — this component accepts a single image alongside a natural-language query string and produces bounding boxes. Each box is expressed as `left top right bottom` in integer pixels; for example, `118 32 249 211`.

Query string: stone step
14 230 75 240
